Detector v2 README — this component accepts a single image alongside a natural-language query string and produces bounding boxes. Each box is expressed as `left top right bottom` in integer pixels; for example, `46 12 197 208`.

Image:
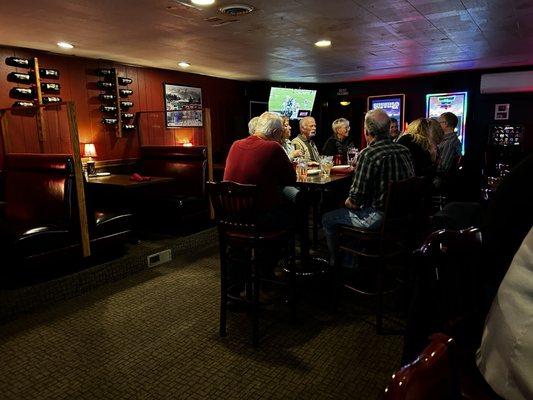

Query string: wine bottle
41 82 61 93
119 89 133 97
122 113 134 119
12 101 35 108
120 101 133 108
100 105 117 113
5 56 34 68
99 94 116 101
118 77 132 85
96 68 115 77
123 124 135 130
9 87 35 100
97 81 115 89
39 68 60 79
7 72 34 83
102 118 118 125
42 96 62 104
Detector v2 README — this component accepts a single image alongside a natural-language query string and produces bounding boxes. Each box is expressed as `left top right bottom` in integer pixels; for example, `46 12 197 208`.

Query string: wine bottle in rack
102 118 118 125
5 56 34 68
120 101 133 108
99 93 116 101
100 105 117 113
42 96 62 104
41 82 61 93
9 87 35 100
122 113 134 119
118 77 133 85
97 81 115 89
12 101 35 107
39 68 60 79
7 72 34 83
119 89 133 97
123 124 135 130
96 68 115 77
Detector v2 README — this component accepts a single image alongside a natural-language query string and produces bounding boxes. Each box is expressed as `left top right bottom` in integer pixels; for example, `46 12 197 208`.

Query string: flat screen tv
367 94 405 130
268 87 317 120
426 91 468 155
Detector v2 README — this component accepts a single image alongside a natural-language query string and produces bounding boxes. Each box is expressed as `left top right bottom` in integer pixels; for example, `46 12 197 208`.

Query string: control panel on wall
5 56 61 109
95 67 135 137
489 124 523 148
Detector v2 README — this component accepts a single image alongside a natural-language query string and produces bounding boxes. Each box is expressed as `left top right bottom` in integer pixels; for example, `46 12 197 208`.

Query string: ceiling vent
219 4 255 16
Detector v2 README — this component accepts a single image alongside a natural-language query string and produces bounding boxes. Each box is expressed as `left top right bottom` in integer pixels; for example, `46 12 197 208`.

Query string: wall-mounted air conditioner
480 71 533 94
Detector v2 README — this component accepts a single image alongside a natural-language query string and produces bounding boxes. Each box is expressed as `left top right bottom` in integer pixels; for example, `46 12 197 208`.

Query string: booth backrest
140 146 207 197
3 154 74 228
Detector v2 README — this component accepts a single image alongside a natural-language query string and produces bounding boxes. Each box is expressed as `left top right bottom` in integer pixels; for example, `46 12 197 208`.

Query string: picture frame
163 83 203 127
494 103 510 120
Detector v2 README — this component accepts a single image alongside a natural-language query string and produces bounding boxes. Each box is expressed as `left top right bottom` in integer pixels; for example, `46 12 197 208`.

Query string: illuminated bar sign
426 91 468 155
367 94 405 131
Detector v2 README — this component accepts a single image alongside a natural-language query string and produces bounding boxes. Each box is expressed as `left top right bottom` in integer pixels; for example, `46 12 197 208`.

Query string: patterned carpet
0 229 403 399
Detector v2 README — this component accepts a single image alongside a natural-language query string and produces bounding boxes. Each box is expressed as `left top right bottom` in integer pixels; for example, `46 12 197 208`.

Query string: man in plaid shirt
322 108 415 266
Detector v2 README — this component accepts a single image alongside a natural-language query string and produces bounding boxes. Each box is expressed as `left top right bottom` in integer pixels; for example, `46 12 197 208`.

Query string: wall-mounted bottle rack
5 56 61 143
95 68 134 138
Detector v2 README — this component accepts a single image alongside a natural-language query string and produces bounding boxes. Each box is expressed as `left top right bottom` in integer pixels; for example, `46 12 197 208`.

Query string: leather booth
140 146 209 230
0 154 131 286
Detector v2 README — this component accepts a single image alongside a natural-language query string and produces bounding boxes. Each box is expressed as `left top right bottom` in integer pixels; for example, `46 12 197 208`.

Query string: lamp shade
84 143 97 157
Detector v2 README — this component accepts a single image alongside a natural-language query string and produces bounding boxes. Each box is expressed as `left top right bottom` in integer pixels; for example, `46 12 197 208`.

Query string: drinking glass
296 160 308 178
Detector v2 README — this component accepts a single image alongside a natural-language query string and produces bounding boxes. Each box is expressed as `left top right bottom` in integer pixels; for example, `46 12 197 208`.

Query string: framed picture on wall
164 83 203 127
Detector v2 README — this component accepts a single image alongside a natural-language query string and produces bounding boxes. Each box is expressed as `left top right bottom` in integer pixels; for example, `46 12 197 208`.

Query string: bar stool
207 181 296 346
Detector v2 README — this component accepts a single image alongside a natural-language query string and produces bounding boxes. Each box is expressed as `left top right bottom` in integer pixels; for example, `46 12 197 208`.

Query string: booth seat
139 146 209 229
0 154 131 286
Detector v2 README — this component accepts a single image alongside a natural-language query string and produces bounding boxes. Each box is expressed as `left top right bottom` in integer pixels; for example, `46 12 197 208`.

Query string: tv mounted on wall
268 87 317 120
367 94 405 131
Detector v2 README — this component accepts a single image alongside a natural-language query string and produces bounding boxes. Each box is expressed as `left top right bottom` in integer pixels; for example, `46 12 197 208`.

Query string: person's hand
291 149 303 158
344 197 357 209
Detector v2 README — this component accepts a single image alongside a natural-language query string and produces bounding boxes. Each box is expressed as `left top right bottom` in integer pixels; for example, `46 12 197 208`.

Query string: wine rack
5 56 62 142
95 68 134 137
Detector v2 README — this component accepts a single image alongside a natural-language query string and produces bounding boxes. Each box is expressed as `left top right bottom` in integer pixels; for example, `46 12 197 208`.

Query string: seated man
291 116 320 163
322 108 415 265
224 111 296 228
437 111 461 175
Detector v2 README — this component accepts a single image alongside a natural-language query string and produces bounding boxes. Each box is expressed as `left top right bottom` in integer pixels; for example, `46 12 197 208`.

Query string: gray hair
248 116 259 135
299 116 315 129
331 118 349 133
364 109 390 137
255 112 283 137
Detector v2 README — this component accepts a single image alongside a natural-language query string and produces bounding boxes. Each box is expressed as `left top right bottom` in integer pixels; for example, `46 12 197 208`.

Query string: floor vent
147 249 172 268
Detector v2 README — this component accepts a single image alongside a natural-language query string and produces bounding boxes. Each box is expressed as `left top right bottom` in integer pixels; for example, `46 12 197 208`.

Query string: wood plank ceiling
0 0 532 82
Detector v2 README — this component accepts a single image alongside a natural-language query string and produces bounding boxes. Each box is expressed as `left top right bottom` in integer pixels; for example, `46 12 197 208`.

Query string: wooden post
33 57 47 151
67 102 91 257
204 108 214 219
0 110 10 154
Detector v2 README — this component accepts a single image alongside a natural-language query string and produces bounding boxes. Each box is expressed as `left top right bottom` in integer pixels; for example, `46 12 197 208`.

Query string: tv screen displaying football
268 87 317 120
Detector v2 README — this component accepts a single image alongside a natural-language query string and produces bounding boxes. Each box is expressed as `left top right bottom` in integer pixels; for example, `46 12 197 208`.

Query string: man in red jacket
224 112 297 227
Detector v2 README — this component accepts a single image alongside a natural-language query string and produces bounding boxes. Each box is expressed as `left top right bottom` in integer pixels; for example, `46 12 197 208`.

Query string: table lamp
84 143 97 176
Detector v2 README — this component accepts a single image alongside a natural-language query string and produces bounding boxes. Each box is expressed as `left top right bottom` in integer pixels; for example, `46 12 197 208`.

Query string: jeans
322 207 383 267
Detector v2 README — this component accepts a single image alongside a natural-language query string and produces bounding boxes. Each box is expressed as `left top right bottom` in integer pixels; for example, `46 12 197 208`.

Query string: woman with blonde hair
427 117 444 163
280 116 303 161
397 117 434 176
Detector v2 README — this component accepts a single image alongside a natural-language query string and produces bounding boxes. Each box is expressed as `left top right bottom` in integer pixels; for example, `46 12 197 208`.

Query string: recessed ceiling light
191 0 215 5
340 101 351 106
57 42 74 49
178 61 191 68
314 39 331 47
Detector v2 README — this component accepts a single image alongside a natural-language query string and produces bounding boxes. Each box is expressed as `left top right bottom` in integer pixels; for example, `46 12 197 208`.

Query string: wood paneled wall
0 46 247 167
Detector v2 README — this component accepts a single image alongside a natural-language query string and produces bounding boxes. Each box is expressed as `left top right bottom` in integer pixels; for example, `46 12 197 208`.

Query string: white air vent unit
480 71 533 94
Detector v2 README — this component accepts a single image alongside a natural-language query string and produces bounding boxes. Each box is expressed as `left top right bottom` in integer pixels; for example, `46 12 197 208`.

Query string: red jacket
224 135 296 210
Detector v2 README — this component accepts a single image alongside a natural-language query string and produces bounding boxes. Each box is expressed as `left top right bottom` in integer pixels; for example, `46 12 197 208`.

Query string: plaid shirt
438 132 461 173
349 138 415 210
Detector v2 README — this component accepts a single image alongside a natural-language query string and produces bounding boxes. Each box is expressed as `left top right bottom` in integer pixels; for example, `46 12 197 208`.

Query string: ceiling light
191 0 215 5
57 42 74 49
178 61 191 68
314 39 331 47
340 101 351 106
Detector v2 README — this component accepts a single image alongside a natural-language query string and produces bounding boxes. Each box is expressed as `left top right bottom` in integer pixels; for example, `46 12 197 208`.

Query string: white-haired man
292 116 320 163
322 109 415 266
224 112 296 222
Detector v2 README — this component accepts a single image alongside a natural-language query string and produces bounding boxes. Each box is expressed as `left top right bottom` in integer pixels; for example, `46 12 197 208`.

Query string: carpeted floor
0 229 403 399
